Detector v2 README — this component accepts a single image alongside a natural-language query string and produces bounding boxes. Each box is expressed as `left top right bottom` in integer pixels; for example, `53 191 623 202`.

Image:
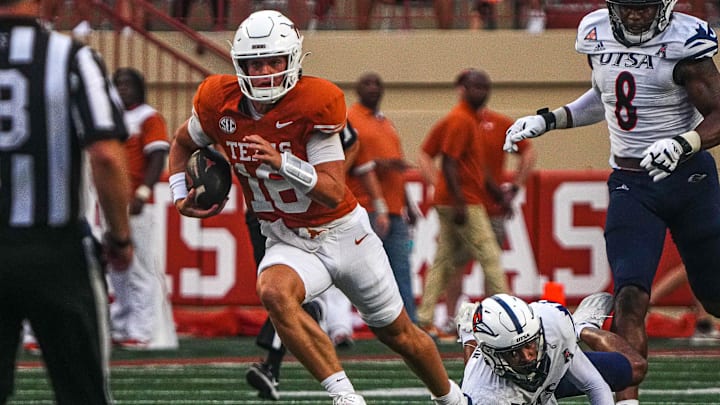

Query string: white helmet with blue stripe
472 294 550 391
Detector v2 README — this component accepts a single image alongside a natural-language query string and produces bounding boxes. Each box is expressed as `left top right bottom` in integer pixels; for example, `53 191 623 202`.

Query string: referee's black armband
536 108 556 131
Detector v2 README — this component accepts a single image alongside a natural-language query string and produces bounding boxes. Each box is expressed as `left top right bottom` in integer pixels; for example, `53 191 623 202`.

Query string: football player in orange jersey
109 68 178 351
167 10 467 405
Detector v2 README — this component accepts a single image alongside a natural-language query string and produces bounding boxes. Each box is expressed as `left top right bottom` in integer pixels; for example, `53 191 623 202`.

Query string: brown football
185 148 232 209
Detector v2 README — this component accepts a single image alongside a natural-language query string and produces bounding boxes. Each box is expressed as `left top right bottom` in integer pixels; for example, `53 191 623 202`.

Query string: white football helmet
472 294 550 391
607 0 677 46
230 10 305 104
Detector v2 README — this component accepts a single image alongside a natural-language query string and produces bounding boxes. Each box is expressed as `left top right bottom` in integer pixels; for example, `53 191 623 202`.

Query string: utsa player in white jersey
167 10 467 405
504 0 720 403
456 293 646 405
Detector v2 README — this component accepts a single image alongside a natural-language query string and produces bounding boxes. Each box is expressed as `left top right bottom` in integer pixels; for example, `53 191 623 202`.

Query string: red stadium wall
151 169 690 308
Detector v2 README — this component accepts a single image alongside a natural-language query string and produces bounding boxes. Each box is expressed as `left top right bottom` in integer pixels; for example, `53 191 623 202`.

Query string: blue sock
555 351 632 398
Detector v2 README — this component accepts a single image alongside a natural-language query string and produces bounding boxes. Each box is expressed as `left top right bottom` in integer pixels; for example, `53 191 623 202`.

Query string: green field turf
8 337 720 404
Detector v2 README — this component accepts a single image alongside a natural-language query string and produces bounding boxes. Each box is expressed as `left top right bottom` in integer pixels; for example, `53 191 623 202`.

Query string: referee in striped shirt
0 0 132 403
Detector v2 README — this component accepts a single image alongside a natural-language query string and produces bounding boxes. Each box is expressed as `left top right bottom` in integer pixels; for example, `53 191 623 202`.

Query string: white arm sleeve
564 88 605 128
564 351 614 405
187 109 214 148
307 132 345 165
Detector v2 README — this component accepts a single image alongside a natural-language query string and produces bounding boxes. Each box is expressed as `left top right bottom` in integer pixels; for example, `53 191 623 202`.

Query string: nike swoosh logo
354 234 369 245
276 120 293 129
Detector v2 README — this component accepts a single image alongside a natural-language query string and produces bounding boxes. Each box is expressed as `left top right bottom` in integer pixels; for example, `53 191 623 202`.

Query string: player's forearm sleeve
565 88 605 128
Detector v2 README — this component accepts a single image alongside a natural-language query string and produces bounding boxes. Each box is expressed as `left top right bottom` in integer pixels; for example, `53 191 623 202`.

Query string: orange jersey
192 74 357 228
421 100 488 206
347 103 406 215
123 104 169 194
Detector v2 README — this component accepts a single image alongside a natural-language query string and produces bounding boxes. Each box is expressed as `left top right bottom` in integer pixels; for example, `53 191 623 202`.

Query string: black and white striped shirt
0 18 127 229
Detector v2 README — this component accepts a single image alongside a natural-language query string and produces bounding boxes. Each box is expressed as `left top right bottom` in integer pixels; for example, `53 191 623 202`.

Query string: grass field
9 337 720 404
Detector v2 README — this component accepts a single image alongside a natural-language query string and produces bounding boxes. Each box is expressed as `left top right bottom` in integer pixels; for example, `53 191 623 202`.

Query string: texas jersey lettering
190 74 357 228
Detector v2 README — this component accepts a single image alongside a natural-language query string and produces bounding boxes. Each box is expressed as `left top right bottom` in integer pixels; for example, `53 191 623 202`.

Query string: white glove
504 115 548 152
455 301 480 336
640 138 683 182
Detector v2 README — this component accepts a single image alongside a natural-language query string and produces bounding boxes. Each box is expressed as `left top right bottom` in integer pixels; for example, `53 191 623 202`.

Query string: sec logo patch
219 116 236 134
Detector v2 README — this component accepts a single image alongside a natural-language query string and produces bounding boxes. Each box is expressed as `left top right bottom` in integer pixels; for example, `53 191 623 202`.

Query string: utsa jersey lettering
575 10 717 162
191 74 357 228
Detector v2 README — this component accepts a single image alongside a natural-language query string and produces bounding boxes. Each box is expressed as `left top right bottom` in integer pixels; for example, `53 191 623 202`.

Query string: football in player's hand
185 148 232 209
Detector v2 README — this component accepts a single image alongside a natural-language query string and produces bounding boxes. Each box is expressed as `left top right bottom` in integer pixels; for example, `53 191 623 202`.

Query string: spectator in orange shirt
416 68 509 339
347 72 418 322
109 68 178 350
419 73 537 336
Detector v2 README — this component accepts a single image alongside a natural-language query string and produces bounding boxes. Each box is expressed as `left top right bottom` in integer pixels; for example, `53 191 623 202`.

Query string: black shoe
246 362 279 400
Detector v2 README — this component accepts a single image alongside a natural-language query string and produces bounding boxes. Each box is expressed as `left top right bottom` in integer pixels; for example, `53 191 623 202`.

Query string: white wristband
677 130 701 154
169 172 188 202
279 151 318 195
135 184 152 202
372 198 389 215
551 107 568 129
